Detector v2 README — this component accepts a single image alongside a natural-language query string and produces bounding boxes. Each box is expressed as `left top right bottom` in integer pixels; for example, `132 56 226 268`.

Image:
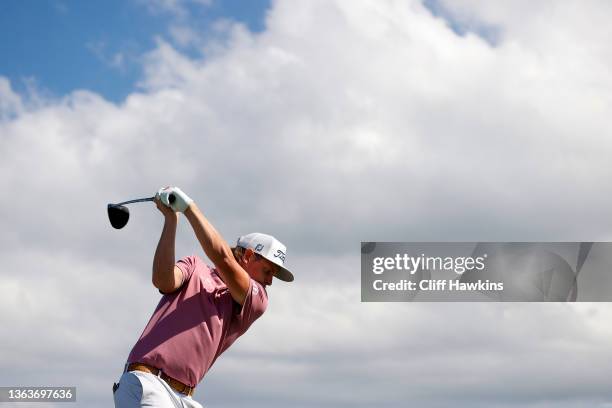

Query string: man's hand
156 186 193 213
155 196 178 219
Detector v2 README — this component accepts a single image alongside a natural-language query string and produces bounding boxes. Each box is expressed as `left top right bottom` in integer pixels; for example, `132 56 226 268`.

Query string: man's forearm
184 204 233 266
184 202 251 305
152 214 179 288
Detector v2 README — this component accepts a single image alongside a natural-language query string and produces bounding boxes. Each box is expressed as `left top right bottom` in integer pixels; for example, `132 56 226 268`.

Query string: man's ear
242 248 255 264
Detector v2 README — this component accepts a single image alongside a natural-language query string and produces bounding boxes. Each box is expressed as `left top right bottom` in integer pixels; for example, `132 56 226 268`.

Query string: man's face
242 250 280 287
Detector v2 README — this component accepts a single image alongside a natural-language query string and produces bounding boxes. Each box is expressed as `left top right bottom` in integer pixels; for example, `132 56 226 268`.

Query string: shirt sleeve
233 279 268 332
158 255 198 295
175 255 197 282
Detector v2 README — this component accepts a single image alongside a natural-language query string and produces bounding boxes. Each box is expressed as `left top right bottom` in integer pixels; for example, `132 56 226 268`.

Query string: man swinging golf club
113 186 294 408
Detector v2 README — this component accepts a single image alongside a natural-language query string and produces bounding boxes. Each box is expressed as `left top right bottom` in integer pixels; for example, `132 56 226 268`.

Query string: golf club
108 194 175 229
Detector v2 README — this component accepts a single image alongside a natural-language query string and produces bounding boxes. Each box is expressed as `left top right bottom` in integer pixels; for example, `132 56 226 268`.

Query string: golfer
113 186 294 407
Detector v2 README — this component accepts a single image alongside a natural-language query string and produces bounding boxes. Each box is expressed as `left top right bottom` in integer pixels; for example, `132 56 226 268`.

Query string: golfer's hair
231 246 245 262
231 246 263 263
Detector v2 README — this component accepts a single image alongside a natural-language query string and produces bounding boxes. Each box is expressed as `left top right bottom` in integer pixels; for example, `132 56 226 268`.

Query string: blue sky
0 0 270 102
423 0 500 45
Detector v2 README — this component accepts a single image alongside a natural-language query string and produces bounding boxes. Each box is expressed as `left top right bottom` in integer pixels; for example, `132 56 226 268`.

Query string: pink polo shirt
127 255 268 387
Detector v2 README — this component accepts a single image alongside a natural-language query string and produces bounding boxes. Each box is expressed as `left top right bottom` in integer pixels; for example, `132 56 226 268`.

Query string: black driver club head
107 204 130 229
107 194 174 230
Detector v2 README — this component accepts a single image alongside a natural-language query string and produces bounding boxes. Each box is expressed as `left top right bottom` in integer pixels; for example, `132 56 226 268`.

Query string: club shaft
115 196 156 206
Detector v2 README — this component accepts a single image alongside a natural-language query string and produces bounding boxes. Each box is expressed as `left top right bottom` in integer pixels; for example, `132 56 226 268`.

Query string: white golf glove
156 186 193 213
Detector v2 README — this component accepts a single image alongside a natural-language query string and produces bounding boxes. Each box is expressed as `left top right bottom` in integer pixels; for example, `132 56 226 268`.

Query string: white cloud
168 24 203 47
2 0 612 406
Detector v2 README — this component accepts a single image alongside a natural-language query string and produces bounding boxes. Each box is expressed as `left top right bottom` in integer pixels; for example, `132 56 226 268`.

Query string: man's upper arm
239 279 268 319
156 265 185 294
216 257 251 305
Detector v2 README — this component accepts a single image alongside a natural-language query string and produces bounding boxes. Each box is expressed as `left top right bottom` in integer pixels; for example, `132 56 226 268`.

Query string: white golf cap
236 232 294 282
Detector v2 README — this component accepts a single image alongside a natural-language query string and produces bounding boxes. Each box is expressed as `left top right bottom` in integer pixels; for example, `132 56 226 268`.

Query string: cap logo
255 244 264 252
274 249 286 263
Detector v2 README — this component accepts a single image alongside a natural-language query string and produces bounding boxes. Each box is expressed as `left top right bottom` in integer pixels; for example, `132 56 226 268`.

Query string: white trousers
113 370 203 408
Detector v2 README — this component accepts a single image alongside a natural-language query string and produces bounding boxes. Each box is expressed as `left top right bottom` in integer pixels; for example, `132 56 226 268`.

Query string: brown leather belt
128 363 195 397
